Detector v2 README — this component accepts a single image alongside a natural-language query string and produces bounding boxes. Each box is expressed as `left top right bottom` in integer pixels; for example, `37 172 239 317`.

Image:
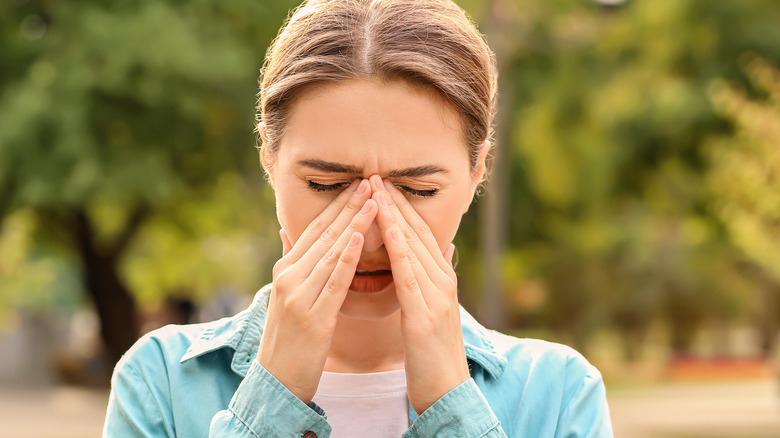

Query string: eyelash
307 181 438 198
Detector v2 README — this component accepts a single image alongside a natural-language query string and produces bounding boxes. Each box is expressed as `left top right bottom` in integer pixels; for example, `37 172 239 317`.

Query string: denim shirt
103 284 613 437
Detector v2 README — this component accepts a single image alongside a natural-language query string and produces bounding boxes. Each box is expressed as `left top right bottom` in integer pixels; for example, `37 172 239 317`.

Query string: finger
370 177 452 287
444 243 455 267
285 179 368 265
384 225 429 316
310 231 364 316
372 188 447 289
280 229 293 256
298 199 378 306
297 195 376 278
377 177 453 275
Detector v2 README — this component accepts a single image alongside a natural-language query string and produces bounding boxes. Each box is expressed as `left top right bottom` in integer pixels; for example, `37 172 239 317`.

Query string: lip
355 262 391 271
349 270 394 293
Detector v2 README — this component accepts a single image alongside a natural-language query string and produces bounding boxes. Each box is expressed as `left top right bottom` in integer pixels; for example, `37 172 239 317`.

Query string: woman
104 0 613 436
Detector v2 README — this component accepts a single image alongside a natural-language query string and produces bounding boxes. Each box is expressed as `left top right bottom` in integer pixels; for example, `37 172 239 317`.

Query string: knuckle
345 218 360 233
322 277 340 297
344 197 362 214
322 245 340 266
416 220 433 237
282 299 305 316
419 312 435 327
320 224 339 243
404 274 419 291
272 259 286 278
274 263 291 284
308 214 323 234
407 249 421 266
437 301 454 317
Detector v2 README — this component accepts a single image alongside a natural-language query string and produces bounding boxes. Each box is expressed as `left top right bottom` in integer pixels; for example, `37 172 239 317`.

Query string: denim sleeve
554 361 613 438
402 379 507 438
210 360 332 437
103 361 175 437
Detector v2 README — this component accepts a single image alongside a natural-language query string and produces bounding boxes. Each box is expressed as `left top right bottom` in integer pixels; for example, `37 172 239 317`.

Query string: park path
0 379 778 437
609 379 780 437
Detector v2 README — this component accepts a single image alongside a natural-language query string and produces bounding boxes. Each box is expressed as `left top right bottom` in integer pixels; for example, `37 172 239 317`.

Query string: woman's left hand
369 175 471 415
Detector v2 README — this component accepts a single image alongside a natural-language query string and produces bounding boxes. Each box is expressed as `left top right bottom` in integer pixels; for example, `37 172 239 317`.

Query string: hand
369 175 470 415
257 179 377 404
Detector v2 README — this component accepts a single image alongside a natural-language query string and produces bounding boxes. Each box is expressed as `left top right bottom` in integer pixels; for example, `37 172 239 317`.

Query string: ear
257 122 276 187
462 140 491 214
471 140 491 185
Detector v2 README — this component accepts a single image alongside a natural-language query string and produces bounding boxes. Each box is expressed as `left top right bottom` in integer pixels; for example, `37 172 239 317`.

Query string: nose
361 219 384 252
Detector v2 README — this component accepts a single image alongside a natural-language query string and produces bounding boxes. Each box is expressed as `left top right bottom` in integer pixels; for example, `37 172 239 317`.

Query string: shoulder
496 331 595 372
114 310 247 380
460 308 601 391
113 286 270 388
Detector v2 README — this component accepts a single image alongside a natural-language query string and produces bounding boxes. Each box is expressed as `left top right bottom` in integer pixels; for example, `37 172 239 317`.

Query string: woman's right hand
256 179 376 404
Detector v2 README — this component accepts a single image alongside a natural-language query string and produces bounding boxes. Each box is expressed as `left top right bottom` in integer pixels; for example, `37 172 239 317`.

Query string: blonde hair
258 0 497 171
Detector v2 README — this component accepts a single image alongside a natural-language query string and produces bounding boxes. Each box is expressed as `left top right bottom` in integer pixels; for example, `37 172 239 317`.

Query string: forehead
277 79 470 174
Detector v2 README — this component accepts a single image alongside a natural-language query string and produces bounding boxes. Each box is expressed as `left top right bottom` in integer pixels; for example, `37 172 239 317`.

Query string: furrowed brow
298 159 361 175
388 165 447 178
298 159 447 178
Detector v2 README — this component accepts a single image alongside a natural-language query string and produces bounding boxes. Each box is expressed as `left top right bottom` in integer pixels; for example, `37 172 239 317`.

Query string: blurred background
1 0 779 436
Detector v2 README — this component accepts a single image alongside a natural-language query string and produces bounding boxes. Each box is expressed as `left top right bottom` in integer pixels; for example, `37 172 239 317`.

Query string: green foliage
0 0 299 313
2 0 780 359
457 0 780 357
708 57 780 280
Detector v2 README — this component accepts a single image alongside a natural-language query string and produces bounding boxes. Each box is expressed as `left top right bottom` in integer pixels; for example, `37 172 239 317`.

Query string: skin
258 78 489 415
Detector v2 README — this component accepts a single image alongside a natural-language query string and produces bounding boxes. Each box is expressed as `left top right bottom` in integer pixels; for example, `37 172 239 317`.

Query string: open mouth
354 269 392 276
350 269 394 292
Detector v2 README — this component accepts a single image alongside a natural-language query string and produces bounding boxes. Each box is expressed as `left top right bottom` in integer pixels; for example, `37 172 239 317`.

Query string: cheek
275 186 333 244
415 201 463 253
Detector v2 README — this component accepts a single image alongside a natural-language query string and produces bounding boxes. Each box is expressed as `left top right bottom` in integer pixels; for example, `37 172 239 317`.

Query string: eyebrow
298 159 448 178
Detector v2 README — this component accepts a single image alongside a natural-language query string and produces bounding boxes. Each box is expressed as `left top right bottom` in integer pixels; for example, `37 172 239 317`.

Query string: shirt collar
181 284 507 379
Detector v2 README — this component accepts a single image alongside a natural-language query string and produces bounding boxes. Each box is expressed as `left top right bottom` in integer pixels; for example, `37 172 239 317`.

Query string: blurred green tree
3 0 780 369
0 0 296 365
708 57 780 356
456 0 780 358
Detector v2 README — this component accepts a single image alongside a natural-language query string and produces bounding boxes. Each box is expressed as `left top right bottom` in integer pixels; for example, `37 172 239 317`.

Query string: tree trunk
757 280 780 357
479 0 519 330
73 209 140 368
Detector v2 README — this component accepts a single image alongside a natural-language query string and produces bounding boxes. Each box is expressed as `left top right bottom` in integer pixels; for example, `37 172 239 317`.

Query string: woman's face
263 78 486 320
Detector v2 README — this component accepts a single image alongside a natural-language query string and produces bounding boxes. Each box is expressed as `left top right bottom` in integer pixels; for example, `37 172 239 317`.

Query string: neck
324 311 405 373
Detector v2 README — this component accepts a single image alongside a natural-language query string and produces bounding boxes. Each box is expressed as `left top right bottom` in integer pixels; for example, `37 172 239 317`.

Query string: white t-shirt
312 369 410 438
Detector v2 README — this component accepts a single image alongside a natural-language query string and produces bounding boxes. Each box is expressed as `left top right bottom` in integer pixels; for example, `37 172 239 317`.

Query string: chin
337 286 401 320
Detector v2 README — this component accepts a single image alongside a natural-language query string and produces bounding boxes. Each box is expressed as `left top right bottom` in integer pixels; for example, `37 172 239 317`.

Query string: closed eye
307 180 350 192
397 185 438 198
307 180 438 198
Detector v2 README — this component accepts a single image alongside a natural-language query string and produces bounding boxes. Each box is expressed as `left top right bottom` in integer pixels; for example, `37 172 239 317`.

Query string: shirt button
302 432 318 438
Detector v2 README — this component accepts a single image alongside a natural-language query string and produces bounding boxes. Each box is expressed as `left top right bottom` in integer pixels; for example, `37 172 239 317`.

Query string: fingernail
359 199 373 215
383 180 396 193
445 243 455 265
356 180 368 195
390 226 401 243
348 232 361 248
380 192 389 207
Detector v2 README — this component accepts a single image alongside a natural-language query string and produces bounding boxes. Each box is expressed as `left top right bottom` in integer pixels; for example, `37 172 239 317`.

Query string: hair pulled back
258 0 497 171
